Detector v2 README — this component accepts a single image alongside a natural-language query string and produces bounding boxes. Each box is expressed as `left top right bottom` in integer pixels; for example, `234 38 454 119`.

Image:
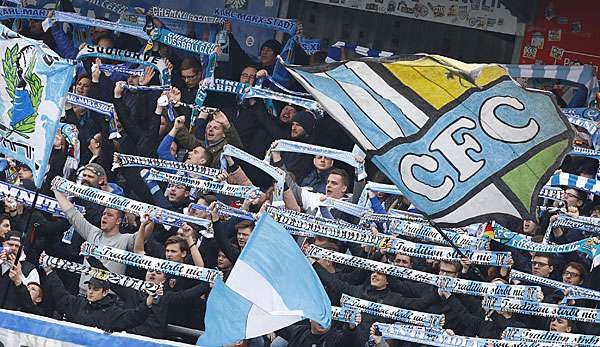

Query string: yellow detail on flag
382 56 506 110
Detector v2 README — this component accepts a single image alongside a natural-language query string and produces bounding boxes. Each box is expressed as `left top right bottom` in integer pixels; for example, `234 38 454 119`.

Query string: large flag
0 24 75 188
285 55 574 227
197 214 331 346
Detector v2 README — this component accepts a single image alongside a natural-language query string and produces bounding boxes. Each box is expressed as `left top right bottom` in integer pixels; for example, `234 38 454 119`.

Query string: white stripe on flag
346 61 428 128
227 259 292 313
334 78 405 138
287 68 377 150
246 304 300 337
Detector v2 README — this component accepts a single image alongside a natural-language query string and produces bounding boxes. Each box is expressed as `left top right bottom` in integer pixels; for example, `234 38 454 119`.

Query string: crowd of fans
0 3 599 347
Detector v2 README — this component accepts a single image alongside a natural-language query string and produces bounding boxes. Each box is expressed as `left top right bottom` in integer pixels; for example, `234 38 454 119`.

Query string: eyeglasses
563 192 581 200
563 270 581 278
181 74 198 81
532 261 549 268
439 268 458 276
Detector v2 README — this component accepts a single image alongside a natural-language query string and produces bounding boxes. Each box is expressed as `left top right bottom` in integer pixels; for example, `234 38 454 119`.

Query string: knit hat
84 163 106 178
293 111 317 137
260 39 283 57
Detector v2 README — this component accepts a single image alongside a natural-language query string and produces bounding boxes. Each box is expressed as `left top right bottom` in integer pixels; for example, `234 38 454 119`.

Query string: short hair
180 57 201 73
0 213 10 222
564 261 587 280
164 235 188 253
532 253 554 267
440 260 462 273
235 220 255 231
328 168 350 187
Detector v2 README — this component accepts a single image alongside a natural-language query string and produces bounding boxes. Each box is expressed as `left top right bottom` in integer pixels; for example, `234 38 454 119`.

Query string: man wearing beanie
281 110 317 182
259 39 283 75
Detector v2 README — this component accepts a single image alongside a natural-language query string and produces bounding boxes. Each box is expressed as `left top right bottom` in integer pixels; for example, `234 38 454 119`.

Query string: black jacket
278 321 357 347
314 264 434 345
113 281 210 339
45 271 151 332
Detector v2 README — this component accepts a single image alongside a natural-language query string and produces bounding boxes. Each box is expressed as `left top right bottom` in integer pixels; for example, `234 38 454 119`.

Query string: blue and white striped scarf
548 172 600 196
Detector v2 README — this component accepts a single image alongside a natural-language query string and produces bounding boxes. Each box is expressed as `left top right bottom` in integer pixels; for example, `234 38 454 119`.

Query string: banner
388 238 511 267
43 10 150 40
51 176 213 236
147 6 224 24
66 92 115 118
503 327 600 346
81 242 221 283
389 220 489 250
146 168 261 199
0 6 47 20
286 55 574 228
190 202 255 221
341 294 444 329
307 245 541 301
375 323 554 347
510 269 600 302
267 206 367 233
484 223 597 257
0 309 189 347
0 180 85 217
563 108 600 122
482 296 600 323
0 24 76 188
306 0 519 35
361 211 429 224
552 215 600 236
266 140 366 180
76 44 170 86
112 152 222 179
269 209 383 245
41 255 159 295
214 8 297 35
150 28 217 56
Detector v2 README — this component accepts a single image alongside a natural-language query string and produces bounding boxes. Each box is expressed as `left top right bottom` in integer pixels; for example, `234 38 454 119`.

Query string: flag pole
0 188 40 308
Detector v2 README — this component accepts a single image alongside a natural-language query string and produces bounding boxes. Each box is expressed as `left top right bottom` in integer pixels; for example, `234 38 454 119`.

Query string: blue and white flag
0 24 75 188
198 214 331 346
286 55 574 227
